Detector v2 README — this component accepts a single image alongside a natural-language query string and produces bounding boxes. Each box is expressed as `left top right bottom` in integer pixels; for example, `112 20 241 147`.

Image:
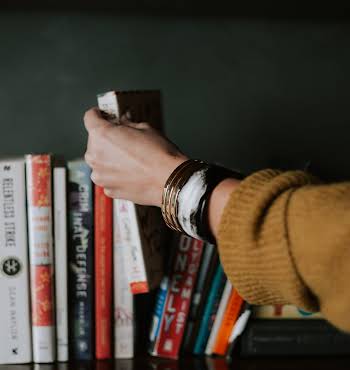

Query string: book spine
183 243 216 352
67 161 94 360
154 236 204 359
253 304 322 319
148 276 169 355
240 319 350 356
53 166 69 362
26 154 56 363
116 200 149 294
113 199 134 359
205 279 232 355
193 264 226 355
95 186 113 359
213 288 244 355
225 303 252 359
0 159 32 364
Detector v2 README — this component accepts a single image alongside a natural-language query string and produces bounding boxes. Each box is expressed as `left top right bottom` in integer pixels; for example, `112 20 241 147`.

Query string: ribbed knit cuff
217 169 319 312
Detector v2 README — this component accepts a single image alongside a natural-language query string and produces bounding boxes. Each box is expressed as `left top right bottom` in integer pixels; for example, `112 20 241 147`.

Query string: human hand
84 108 188 206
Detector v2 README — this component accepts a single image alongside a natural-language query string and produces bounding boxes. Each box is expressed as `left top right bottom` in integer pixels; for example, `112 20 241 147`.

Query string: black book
240 319 350 356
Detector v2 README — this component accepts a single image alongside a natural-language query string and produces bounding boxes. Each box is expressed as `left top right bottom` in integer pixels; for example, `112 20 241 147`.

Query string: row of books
148 236 248 360
0 154 168 364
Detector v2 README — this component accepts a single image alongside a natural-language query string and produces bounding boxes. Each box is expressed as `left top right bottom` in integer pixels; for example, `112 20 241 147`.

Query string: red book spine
95 185 113 359
155 236 204 359
26 154 55 362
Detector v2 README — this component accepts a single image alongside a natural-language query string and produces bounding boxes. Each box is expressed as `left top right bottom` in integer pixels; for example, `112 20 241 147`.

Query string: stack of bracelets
161 159 243 243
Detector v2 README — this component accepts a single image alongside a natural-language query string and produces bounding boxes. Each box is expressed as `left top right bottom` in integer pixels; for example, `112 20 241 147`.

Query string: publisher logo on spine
1 256 22 277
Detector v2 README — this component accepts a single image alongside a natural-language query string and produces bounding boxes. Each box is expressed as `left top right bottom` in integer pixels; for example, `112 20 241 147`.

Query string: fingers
84 107 110 132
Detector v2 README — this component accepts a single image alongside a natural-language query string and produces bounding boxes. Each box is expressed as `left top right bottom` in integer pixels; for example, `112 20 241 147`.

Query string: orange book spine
212 289 244 356
95 185 113 359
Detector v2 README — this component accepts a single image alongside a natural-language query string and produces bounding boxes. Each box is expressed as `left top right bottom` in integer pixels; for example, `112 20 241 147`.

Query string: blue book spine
67 160 94 360
193 263 226 355
148 276 169 353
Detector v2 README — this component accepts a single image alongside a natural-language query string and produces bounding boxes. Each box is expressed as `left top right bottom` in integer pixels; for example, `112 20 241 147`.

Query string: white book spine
205 280 232 356
117 200 148 293
26 155 56 363
0 159 32 364
53 167 68 362
113 200 134 358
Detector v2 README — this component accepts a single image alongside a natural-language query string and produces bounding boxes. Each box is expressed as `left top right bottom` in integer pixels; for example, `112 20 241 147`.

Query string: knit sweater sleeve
217 169 350 332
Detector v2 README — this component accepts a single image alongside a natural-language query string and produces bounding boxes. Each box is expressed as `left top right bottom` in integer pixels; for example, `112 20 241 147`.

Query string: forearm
208 178 240 238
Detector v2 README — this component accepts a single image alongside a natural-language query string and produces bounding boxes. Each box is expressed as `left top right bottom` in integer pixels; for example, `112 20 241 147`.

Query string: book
0 158 32 364
182 243 218 352
97 90 164 294
26 154 56 363
95 186 113 359
53 161 69 362
240 319 350 356
212 288 244 355
193 263 226 355
253 304 322 319
67 160 94 360
153 235 204 359
148 276 169 355
113 199 134 359
225 303 252 359
115 200 164 294
204 279 232 355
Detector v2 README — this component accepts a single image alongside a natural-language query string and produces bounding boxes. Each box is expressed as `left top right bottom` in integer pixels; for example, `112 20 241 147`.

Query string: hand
84 108 188 206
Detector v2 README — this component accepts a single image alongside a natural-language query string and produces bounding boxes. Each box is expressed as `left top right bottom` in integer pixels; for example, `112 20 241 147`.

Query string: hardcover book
95 186 113 359
240 319 350 356
204 279 232 355
0 158 32 364
113 199 134 359
183 243 218 352
97 90 164 294
26 154 56 363
193 263 226 355
67 160 94 360
153 235 204 359
53 160 69 362
253 304 322 319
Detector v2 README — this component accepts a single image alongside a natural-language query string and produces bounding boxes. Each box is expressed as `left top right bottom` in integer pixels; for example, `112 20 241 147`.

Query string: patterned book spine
53 165 69 362
113 200 134 359
116 200 149 294
26 154 56 363
0 158 32 364
67 160 94 360
148 276 169 355
213 288 244 355
95 186 113 359
154 235 204 359
193 264 226 355
205 279 232 355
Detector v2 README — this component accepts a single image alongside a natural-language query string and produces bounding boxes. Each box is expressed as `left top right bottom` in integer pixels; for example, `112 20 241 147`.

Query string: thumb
84 107 110 132
120 115 151 130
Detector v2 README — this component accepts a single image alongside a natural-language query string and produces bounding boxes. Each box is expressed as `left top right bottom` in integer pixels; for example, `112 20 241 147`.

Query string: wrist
160 159 242 242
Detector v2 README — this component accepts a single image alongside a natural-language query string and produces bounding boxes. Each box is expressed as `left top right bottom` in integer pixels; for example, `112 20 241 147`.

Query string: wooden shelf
1 356 350 370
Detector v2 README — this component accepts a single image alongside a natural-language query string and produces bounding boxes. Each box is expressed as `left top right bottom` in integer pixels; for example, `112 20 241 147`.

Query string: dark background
1 7 350 181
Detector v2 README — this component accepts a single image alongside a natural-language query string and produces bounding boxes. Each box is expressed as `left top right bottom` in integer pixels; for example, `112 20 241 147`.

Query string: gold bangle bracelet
168 161 204 231
161 159 204 232
161 160 194 231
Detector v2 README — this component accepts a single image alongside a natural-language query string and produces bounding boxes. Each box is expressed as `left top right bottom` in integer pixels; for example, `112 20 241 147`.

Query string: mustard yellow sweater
217 169 350 332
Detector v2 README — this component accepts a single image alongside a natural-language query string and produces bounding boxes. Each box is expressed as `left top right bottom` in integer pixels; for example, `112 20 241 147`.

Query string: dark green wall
1 13 350 180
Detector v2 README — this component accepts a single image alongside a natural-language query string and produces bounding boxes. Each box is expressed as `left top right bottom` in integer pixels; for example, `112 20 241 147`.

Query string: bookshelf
1 6 350 370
